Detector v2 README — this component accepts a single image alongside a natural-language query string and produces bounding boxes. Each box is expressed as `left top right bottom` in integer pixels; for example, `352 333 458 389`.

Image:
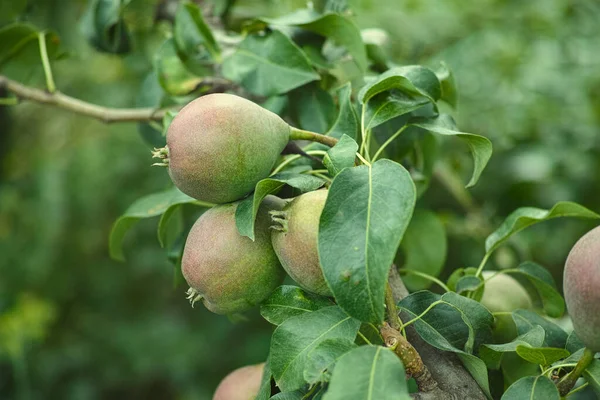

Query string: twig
289 127 339 147
388 266 486 400
0 75 227 124
0 75 169 123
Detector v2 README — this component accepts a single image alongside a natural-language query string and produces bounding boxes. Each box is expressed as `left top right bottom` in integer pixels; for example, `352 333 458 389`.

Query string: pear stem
289 127 339 147
556 347 596 396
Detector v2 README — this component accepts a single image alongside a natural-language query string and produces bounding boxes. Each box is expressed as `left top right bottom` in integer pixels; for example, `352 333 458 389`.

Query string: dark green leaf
109 187 200 261
81 0 131 54
411 114 492 188
399 209 447 291
174 1 220 66
565 331 585 354
270 392 304 400
508 262 565 318
235 173 325 240
485 201 600 254
270 306 360 392
0 24 64 84
0 0 28 25
359 65 441 104
501 376 560 400
222 30 319 97
289 83 336 133
583 359 600 397
157 204 183 249
514 345 570 366
456 276 483 296
319 160 416 323
323 135 358 177
322 345 411 400
512 309 568 349
260 285 333 326
256 357 273 400
480 325 545 370
399 291 491 397
304 338 356 385
327 83 359 139
263 10 367 71
364 92 429 130
441 292 493 354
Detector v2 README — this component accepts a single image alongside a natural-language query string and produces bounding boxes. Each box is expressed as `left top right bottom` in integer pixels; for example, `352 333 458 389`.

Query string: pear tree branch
0 75 229 124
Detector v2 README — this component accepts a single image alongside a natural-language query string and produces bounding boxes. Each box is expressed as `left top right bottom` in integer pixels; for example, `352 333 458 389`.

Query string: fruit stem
556 347 596 396
289 127 339 147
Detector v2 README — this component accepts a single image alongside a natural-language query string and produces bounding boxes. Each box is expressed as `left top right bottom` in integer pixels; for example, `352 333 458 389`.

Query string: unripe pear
183 196 285 314
213 363 264 400
165 93 290 204
564 225 600 352
271 190 331 296
481 272 532 313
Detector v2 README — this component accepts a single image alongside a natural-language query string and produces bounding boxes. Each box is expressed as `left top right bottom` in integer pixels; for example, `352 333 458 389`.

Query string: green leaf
161 110 177 137
109 187 200 261
235 173 325 240
512 309 568 349
256 357 273 400
515 345 570 366
364 92 429 130
485 201 600 254
289 83 336 133
327 83 359 140
270 306 360 392
263 9 367 72
359 65 441 104
456 276 483 296
322 345 411 400
154 38 205 96
270 392 304 400
399 291 492 398
565 331 585 354
399 209 447 291
304 338 356 385
0 24 64 84
323 135 358 177
0 0 28 26
480 325 545 370
222 30 320 97
583 359 600 397
260 286 333 326
157 204 184 249
411 114 492 188
501 376 560 400
435 62 458 108
507 262 565 318
441 292 493 354
319 159 416 323
81 0 131 54
173 1 220 67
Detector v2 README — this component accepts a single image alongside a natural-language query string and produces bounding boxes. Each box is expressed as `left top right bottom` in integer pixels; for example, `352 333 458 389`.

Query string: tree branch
0 75 179 123
388 266 486 400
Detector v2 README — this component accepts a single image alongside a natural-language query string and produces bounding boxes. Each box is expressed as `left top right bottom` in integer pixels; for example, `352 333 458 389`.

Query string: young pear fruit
271 190 331 296
213 363 264 400
165 93 290 204
564 225 600 351
183 196 285 314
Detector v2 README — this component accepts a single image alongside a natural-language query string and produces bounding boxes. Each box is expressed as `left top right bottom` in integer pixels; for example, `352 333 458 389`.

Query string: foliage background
1 0 598 398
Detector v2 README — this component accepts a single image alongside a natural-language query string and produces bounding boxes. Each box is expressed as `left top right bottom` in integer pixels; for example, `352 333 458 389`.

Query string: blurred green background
1 0 599 398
